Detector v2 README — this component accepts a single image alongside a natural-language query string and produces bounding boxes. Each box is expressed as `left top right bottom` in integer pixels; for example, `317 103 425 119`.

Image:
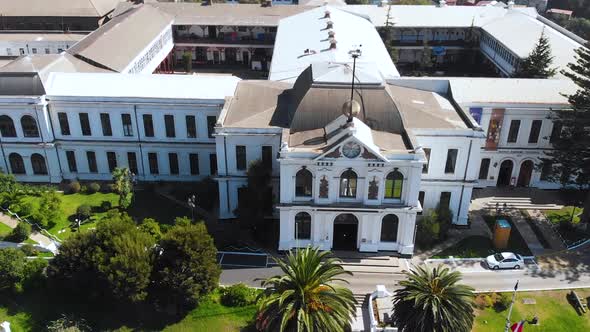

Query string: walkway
0 211 57 252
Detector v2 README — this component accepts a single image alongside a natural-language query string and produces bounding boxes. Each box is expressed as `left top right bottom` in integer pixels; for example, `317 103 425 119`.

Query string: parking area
424 257 538 274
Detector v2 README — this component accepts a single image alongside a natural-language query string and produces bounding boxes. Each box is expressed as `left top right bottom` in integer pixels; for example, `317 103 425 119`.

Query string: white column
398 212 417 256
278 209 293 251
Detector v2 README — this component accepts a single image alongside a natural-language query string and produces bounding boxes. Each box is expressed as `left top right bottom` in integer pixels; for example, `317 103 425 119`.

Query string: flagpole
504 280 519 332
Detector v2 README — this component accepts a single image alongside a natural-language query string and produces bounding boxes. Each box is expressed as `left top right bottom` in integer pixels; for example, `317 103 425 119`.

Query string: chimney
438 0 447 7
324 10 331 19
329 37 337 50
328 30 335 38
326 20 333 29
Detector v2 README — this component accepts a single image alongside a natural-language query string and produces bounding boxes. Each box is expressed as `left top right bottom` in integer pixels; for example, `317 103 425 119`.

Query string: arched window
21 115 39 137
384 170 403 199
31 153 47 175
295 168 312 197
295 212 311 240
9 153 25 174
380 214 399 242
0 115 16 137
339 169 357 198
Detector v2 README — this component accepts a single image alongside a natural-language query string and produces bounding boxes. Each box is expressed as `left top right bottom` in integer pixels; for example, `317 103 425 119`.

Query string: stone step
340 259 399 268
343 265 396 274
489 197 533 202
484 202 562 210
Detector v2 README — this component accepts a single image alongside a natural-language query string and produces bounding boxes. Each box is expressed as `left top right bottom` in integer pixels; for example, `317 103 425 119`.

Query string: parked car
486 252 524 270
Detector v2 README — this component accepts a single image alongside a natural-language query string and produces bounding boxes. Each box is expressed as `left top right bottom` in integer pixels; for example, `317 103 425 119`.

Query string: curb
474 285 590 294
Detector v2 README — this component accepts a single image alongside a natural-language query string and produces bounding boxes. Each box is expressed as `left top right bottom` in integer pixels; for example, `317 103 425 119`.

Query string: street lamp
187 194 197 223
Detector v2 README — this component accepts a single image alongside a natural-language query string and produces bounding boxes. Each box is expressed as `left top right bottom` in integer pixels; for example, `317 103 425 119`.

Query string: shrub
13 201 35 217
100 200 112 212
87 182 100 194
8 222 31 243
76 204 92 220
47 315 90 332
20 244 38 256
80 185 88 193
0 248 47 293
494 293 512 311
139 218 162 240
68 181 81 194
101 182 113 193
220 283 256 307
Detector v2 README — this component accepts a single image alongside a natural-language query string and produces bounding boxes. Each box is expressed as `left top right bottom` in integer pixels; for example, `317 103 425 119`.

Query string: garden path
504 209 546 256
0 211 57 252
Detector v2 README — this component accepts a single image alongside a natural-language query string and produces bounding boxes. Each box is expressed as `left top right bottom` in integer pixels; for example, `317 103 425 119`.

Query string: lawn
17 190 190 240
545 206 584 225
474 289 590 332
0 222 13 239
0 305 35 332
544 206 588 246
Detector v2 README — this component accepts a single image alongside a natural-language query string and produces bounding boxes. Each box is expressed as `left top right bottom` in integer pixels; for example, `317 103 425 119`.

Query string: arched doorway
517 160 534 187
497 160 513 187
333 214 358 251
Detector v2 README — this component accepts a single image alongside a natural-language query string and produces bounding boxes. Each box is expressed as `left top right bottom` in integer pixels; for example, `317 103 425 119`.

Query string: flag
511 320 525 332
514 280 519 291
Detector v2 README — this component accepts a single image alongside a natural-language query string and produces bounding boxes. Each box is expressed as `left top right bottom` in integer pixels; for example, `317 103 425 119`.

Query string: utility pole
504 280 519 332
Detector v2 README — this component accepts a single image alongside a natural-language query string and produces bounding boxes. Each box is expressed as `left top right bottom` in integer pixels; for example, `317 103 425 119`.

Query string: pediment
314 136 387 162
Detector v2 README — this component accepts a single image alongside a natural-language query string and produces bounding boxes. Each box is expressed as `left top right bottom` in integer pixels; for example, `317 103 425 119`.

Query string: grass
545 206 584 225
473 289 590 332
432 236 496 258
0 305 35 332
483 215 533 256
0 222 13 239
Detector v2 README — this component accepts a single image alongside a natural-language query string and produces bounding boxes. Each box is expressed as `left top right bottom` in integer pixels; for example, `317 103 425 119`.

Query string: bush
8 222 31 243
87 182 100 194
494 293 512 311
220 283 256 307
80 185 88 194
76 204 92 220
101 182 114 193
13 201 35 217
67 181 81 194
20 244 38 256
100 200 112 212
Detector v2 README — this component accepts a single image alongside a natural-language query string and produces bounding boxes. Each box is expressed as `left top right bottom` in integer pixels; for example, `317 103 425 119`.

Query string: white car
486 252 524 270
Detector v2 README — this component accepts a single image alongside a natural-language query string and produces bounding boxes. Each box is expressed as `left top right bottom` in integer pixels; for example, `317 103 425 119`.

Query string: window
236 145 246 170
549 122 561 143
422 148 431 174
164 115 175 138
19 48 25 55
295 169 312 197
143 114 154 137
21 115 39 137
478 158 490 180
186 115 197 138
540 161 552 181
528 120 542 144
507 120 520 143
9 153 25 174
31 153 47 175
6 48 11 56
107 152 117 172
148 153 159 174
444 149 458 174
58 112 70 135
45 48 50 54
469 107 482 124
100 113 112 136
207 116 216 138
380 214 399 242
440 192 451 210
209 154 217 175
262 146 272 170
168 153 179 175
66 151 77 172
418 191 425 215
294 212 311 240
87 151 97 173
0 115 17 137
79 113 91 136
189 153 200 175
32 48 37 54
127 152 138 175
384 170 403 199
339 170 358 198
122 114 133 136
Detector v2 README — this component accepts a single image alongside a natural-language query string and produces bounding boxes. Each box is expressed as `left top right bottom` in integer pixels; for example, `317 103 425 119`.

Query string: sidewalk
505 209 546 256
0 211 58 252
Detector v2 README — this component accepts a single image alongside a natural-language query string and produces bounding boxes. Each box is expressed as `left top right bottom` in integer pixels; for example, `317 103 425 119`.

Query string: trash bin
493 218 511 249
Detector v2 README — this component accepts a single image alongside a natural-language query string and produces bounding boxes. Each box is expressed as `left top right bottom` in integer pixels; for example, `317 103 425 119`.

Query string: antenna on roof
342 48 362 123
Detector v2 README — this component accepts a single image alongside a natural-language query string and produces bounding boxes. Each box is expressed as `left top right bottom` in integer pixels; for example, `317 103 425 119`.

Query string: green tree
256 247 357 332
7 222 31 243
47 212 155 303
234 160 272 237
139 218 162 240
393 264 475 332
0 248 47 292
33 190 62 228
151 223 220 314
112 167 134 210
513 32 557 78
542 41 590 224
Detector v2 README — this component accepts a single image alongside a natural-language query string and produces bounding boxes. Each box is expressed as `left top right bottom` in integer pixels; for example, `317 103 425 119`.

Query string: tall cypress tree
541 42 590 224
513 31 557 78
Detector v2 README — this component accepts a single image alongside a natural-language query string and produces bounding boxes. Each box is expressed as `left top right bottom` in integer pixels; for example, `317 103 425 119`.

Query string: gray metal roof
0 0 121 17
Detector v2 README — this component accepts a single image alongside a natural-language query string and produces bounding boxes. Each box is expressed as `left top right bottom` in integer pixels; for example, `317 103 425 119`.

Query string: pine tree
541 42 590 224
513 31 557 78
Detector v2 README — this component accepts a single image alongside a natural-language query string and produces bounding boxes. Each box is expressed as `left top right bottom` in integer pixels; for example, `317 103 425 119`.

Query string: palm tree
255 247 357 332
393 264 475 332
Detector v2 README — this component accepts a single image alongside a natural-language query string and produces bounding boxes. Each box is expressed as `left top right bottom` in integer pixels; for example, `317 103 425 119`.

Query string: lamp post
504 280 519 332
75 218 80 232
187 194 197 223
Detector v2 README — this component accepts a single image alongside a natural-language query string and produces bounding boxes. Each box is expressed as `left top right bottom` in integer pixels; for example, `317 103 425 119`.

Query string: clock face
342 142 361 158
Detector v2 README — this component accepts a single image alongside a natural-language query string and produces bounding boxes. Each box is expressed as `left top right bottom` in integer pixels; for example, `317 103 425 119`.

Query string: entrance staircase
332 252 402 274
484 197 563 211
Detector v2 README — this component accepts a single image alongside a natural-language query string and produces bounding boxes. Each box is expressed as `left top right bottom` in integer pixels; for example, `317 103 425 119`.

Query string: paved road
221 255 590 294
